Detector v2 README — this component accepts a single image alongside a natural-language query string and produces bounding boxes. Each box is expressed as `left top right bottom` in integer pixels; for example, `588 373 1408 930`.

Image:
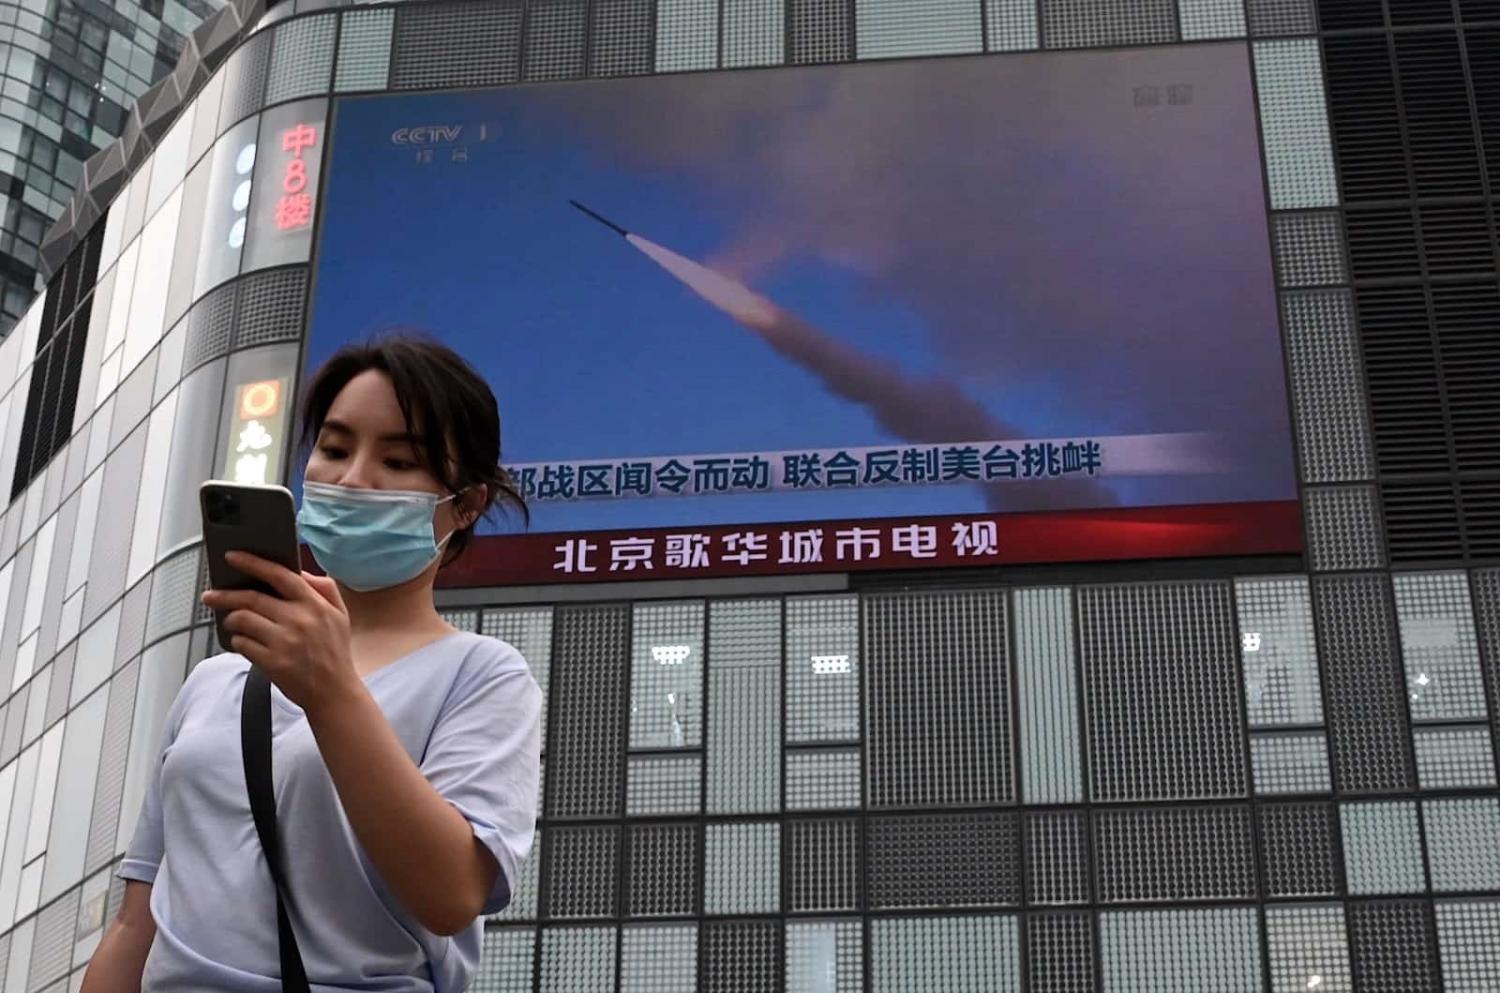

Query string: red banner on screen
434 501 1302 588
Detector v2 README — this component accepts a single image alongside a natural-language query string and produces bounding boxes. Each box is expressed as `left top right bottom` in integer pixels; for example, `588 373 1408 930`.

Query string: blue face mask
297 481 458 592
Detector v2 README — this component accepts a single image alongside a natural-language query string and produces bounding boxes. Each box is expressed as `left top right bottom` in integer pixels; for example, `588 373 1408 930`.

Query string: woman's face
305 369 470 537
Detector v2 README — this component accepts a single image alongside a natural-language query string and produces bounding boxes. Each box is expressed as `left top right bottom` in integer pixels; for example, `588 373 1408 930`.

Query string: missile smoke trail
570 201 1116 510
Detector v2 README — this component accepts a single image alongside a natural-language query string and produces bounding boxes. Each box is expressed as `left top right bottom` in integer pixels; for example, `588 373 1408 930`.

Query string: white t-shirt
118 631 543 992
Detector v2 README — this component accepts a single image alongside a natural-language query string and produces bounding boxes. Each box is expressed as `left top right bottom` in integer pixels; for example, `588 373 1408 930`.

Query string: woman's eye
318 445 347 459
385 459 418 471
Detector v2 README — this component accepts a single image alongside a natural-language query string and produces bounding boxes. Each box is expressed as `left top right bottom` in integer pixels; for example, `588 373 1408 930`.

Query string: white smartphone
199 481 301 649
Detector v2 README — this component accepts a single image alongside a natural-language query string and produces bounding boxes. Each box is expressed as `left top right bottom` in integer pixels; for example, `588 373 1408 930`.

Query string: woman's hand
201 551 360 716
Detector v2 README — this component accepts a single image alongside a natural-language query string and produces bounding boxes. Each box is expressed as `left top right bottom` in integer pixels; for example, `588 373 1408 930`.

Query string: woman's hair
299 332 528 564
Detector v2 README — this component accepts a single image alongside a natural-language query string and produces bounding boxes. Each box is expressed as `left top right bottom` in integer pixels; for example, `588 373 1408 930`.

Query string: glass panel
1424 798 1500 893
621 924 696 993
629 601 703 750
706 599 780 813
1236 576 1323 727
242 99 327 273
870 916 1019 993
786 595 859 744
788 919 863 993
1393 572 1488 723
704 822 779 915
1100 908 1262 992
194 116 259 299
1015 587 1082 803
1265 905 1352 993
1341 801 1426 895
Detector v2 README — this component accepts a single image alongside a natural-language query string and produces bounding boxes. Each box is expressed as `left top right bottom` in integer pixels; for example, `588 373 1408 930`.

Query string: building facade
0 0 1497 990
0 0 226 334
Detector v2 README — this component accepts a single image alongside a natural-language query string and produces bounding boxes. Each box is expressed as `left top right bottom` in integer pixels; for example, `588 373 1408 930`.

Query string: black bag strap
241 665 312 993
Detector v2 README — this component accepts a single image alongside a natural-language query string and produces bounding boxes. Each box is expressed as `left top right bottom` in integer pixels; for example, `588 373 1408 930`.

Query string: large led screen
307 42 1300 583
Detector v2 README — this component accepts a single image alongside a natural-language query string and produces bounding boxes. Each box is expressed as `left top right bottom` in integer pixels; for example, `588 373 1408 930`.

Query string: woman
81 336 542 992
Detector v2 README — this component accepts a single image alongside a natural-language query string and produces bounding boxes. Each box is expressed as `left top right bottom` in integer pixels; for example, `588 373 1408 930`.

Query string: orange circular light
240 381 280 419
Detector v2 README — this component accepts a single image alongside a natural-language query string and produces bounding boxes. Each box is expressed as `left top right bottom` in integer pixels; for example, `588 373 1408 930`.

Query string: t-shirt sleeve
116 659 203 885
422 645 543 915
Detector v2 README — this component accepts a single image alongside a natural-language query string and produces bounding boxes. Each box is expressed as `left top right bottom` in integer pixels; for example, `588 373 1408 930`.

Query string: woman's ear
457 484 489 530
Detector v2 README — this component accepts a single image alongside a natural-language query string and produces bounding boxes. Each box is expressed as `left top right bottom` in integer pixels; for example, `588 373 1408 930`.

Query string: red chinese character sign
276 122 317 232
243 100 326 273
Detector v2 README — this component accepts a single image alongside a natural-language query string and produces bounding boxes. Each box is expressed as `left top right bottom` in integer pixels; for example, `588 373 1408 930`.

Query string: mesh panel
1414 726 1496 789
785 747 860 809
1342 802 1427 895
868 812 1020 909
1099 908 1263 992
705 822 780 914
724 0 785 66
234 267 308 348
1279 289 1374 484
787 817 861 912
627 823 697 917
789 0 852 64
870 915 1020 993
547 604 628 819
1027 811 1090 905
482 606 552 744
266 14 336 105
1266 904 1353 993
1253 40 1340 209
1247 0 1316 35
1436 900 1500 993
702 920 782 993
183 281 237 373
1476 569 1500 723
865 589 1012 807
786 595 859 744
474 926 534 991
524 0 588 80
116 576 152 667
335 8 394 92
1305 486 1387 571
591 0 655 77
1094 806 1257 902
82 428 147 626
985 0 1039 50
1028 912 1094 993
1316 574 1416 793
1347 901 1439 993
855 0 983 59
1179 0 1247 40
1015 587 1082 804
27 886 78 992
85 659 140 872
1236 576 1323 727
437 608 478 632
787 919 862 993
540 926 616 993
1392 572 1488 722
1079 583 1246 801
706 599 780 813
145 544 201 646
547 826 619 918
630 601 703 749
655 0 718 72
42 643 73 728
1424 798 1500 892
621 924 697 993
391 1 522 90
626 754 701 816
1042 0 1176 49
220 31 273 126
1273 211 1349 287
1260 802 1339 896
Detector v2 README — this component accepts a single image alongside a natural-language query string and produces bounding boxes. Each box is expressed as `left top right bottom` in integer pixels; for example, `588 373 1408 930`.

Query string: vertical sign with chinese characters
224 377 290 486
244 99 327 272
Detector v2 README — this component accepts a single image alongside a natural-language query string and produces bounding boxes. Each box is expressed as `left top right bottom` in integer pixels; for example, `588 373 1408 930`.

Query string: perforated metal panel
1393 572 1488 722
870 915 1019 993
1100 908 1262 993
629 601 703 750
627 823 697 917
1347 901 1440 993
234 268 308 349
1247 0 1316 36
1236 576 1324 727
1028 911 1094 993
1342 801 1427 895
1266 904 1352 993
547 826 618 918
540 926 616 993
620 924 696 993
1436 900 1500 993
547 604 628 819
1260 802 1339 896
591 0 654 77
1315 574 1416 793
1079 583 1247 801
1274 211 1349 287
1042 0 1175 49
1306 485 1387 571
855 0 982 59
787 919 862 993
1015 587 1082 803
986 0 1038 50
523 0 588 80
1094 806 1257 902
474 926 534 991
335 8 394 92
785 595 858 744
626 754 700 816
787 817 860 912
25 886 76 993
1027 811 1090 905
144 545 200 646
1254 40 1341 209
655 0 717 72
868 812 1019 909
1414 726 1496 789
266 15 335 105
1424 798 1500 892
785 748 859 810
704 822 780 915
706 599 780 813
788 0 852 64
723 0 785 66
864 589 1011 807
703 919 782 993
84 660 139 873
81 428 147 625
391 1 522 90
1179 0 1246 40
183 282 237 374
220 30 272 127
